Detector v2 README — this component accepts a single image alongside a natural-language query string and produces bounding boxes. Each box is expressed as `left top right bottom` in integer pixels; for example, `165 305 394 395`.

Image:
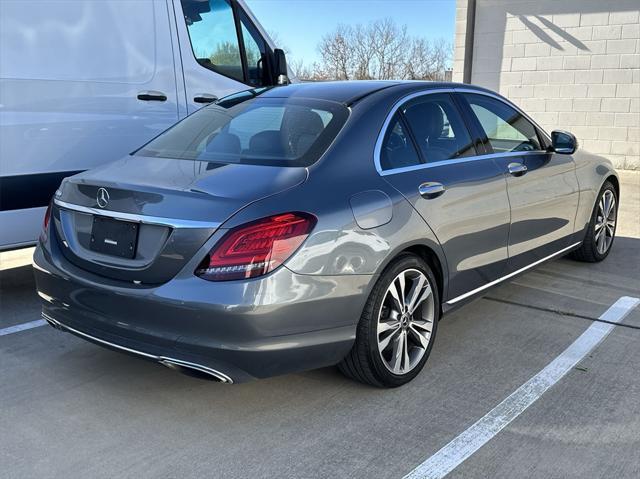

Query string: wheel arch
605 174 619 199
402 244 445 304
373 242 448 308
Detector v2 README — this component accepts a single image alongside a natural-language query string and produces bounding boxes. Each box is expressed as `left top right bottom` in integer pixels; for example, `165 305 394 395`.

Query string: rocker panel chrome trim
446 242 582 305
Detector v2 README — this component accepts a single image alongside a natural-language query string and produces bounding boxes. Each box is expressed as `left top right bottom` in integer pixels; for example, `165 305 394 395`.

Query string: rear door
379 91 511 303
458 92 580 273
173 0 275 113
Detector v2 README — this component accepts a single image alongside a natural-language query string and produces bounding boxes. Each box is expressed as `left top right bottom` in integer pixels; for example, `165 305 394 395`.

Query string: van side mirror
551 130 578 155
273 48 289 85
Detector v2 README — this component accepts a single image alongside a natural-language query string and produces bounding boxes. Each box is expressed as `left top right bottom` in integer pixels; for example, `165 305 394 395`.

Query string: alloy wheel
377 268 435 375
595 189 616 255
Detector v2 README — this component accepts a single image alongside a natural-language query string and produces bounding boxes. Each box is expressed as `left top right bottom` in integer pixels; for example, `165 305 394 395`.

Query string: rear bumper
33 245 373 383
41 312 233 382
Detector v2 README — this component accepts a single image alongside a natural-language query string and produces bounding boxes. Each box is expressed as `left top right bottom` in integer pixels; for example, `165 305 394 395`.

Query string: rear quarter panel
220 89 449 298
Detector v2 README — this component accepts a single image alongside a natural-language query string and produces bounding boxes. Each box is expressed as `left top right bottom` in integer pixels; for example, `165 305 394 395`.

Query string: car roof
256 80 493 105
257 80 401 104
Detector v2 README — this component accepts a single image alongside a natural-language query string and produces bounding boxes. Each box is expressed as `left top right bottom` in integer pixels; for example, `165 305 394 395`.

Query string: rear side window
401 93 476 163
380 114 422 171
464 93 542 153
136 97 349 167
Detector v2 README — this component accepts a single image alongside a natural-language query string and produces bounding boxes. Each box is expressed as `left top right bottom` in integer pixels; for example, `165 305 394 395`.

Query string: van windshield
136 97 349 167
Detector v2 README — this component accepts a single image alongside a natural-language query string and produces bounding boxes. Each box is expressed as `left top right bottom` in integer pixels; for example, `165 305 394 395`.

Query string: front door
173 0 274 114
379 92 511 302
459 92 580 273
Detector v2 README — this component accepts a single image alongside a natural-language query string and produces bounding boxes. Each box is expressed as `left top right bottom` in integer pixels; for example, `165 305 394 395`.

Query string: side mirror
551 130 578 155
273 48 289 85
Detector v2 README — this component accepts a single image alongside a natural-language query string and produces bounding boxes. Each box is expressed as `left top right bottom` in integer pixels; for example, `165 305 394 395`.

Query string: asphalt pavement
1 172 638 479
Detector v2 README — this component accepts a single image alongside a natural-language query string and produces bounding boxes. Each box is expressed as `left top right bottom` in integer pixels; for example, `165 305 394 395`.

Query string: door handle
194 93 218 104
507 162 528 177
137 91 167 102
418 182 446 199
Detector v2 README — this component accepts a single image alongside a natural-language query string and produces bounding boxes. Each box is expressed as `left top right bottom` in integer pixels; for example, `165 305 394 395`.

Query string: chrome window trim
374 87 552 177
54 199 221 229
455 87 552 144
378 150 545 176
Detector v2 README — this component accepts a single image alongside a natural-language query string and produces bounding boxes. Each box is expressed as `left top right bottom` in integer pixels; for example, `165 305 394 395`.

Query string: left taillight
39 201 53 243
195 212 316 281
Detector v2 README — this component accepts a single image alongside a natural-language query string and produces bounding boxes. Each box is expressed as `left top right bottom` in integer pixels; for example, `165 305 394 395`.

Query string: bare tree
318 24 355 80
304 18 452 81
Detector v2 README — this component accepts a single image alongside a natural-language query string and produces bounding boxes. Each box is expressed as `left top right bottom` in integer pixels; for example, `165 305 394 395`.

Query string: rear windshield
136 96 349 167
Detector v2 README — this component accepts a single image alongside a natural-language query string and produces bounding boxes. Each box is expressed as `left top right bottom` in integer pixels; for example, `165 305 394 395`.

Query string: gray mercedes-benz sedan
34 81 619 387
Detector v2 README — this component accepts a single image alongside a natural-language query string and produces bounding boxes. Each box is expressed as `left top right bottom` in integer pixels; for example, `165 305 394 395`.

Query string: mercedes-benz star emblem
96 188 110 208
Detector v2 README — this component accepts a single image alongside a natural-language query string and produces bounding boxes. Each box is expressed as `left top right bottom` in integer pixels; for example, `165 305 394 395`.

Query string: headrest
283 108 325 137
404 102 445 141
205 132 241 154
248 130 285 156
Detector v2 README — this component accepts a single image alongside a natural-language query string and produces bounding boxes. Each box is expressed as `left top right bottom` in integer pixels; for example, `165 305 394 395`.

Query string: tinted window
182 0 243 82
137 97 349 167
380 114 422 171
402 94 475 163
464 93 542 153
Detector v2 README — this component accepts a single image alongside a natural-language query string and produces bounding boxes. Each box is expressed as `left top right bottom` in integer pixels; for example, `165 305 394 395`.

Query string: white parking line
404 296 640 479
0 319 46 337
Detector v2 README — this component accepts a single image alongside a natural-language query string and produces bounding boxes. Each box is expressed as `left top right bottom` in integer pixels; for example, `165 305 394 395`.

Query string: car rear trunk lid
52 155 306 284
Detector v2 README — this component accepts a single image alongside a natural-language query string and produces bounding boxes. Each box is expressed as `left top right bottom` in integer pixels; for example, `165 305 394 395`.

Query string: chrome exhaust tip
42 312 63 330
159 358 232 383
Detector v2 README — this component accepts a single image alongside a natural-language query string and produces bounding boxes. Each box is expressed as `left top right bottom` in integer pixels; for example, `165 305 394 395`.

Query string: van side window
402 94 476 163
239 11 268 87
181 0 244 82
464 93 542 153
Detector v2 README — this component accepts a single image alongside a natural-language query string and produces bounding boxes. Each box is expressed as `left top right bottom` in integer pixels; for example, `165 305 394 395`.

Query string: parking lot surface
1 172 639 479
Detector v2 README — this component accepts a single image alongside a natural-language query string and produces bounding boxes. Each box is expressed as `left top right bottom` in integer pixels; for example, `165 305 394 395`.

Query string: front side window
464 93 542 153
136 97 349 167
380 113 422 171
401 93 476 163
181 0 243 82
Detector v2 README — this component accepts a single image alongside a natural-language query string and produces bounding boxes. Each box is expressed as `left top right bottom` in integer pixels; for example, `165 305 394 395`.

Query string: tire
339 253 440 388
570 181 618 263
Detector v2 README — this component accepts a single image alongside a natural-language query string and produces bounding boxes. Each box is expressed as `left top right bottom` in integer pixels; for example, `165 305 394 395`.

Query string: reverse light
195 212 316 281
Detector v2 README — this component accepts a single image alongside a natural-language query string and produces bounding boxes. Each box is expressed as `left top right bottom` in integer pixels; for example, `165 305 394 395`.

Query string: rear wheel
570 181 617 262
339 254 439 387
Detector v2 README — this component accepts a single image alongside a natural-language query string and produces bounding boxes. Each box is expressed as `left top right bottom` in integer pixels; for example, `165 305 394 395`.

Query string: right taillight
195 212 316 281
39 201 53 243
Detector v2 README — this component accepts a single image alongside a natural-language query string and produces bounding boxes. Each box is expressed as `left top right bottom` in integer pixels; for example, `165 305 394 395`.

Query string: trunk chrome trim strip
446 242 582 305
54 199 221 229
42 312 233 383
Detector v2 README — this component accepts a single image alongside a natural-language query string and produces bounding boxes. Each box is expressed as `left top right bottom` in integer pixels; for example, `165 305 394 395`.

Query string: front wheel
570 180 618 262
339 254 440 387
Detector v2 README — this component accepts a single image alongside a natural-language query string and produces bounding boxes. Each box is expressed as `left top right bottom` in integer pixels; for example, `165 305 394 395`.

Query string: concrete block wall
453 0 640 170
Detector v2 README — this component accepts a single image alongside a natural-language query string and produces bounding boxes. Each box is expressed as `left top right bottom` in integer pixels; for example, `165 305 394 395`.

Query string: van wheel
339 254 439 388
570 181 617 263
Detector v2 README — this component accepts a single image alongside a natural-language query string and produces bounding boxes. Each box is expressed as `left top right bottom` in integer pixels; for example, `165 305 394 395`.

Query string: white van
0 0 289 250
